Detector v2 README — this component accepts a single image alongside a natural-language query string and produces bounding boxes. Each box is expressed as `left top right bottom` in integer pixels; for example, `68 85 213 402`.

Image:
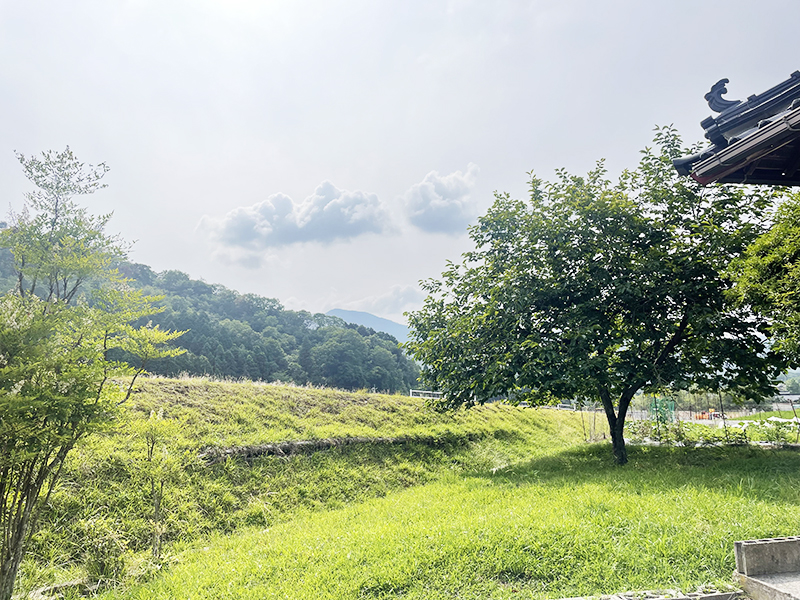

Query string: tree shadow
467 441 800 504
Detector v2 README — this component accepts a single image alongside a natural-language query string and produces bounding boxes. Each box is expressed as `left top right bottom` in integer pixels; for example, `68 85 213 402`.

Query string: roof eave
690 105 800 185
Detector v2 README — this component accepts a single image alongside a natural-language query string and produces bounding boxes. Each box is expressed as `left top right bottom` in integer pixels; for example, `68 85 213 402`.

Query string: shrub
748 420 795 445
624 420 655 443
626 420 749 447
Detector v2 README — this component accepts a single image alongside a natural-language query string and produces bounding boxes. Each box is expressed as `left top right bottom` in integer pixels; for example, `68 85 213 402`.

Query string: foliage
107 265 421 393
625 420 687 446
81 516 128 585
0 244 420 394
406 127 785 464
97 444 800 600
624 420 751 446
3 147 121 302
747 419 797 444
0 148 183 600
132 409 182 559
731 190 800 361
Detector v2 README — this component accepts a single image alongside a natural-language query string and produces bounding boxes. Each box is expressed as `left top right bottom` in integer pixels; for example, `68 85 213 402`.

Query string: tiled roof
674 72 800 186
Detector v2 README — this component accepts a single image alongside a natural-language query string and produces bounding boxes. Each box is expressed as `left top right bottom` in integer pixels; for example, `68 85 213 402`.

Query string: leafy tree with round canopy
0 148 183 600
405 128 786 465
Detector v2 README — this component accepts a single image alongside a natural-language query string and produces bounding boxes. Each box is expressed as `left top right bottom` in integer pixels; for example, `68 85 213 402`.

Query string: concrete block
735 538 800 576
734 571 800 600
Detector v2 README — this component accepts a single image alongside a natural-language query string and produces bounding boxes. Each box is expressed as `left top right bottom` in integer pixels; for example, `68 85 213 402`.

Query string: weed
81 516 127 585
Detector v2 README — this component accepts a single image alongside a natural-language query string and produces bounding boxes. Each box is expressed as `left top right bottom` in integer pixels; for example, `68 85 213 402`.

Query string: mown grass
18 377 590 595
98 444 800 600
736 410 800 420
25 377 800 599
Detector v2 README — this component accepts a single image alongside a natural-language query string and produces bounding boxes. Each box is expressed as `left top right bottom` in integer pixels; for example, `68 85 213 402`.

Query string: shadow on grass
471 442 800 504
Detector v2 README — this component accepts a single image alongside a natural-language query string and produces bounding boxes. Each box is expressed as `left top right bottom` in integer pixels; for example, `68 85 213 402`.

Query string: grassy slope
103 445 800 600
21 377 588 593
119 377 572 445
28 378 800 599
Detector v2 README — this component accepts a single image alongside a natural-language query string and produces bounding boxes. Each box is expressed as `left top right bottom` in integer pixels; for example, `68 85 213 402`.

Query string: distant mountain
326 309 409 343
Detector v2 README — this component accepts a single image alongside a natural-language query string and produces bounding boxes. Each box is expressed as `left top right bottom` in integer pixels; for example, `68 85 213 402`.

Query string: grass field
736 410 800 420
17 378 800 599
17 377 589 596
98 444 800 600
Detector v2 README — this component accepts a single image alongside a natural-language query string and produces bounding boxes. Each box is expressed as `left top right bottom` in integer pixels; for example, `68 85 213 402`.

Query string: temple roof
673 71 800 186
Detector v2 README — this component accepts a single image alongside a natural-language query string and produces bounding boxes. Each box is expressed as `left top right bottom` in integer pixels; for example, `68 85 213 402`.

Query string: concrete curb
734 537 800 600
557 591 741 600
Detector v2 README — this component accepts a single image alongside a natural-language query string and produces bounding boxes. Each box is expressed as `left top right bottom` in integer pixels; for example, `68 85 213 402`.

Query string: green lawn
18 378 589 595
99 444 800 600
18 379 800 599
736 410 800 421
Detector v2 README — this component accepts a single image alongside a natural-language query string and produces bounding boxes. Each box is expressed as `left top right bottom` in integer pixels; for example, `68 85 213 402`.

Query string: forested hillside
0 251 419 392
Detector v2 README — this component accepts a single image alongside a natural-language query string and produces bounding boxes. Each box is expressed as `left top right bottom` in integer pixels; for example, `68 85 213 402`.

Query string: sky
1 0 799 324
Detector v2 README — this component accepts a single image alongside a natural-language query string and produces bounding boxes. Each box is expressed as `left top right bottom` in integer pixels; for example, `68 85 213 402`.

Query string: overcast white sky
2 0 798 323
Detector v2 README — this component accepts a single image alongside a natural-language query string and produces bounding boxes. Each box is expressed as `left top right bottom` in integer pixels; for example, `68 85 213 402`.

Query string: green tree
405 128 785 465
4 147 120 302
104 263 421 391
133 409 181 560
0 148 182 600
730 191 800 360
311 328 369 389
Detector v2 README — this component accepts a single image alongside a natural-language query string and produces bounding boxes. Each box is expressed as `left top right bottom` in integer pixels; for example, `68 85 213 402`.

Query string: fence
409 389 443 399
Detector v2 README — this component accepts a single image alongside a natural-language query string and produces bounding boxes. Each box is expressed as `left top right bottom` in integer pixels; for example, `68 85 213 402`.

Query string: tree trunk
598 385 635 466
610 418 628 465
0 558 21 600
1 500 33 600
1 446 72 600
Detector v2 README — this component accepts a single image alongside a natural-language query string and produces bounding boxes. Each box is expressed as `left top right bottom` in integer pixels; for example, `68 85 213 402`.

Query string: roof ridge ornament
705 78 741 113
674 71 800 185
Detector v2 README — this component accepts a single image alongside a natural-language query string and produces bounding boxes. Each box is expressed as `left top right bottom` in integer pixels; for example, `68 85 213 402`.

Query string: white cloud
403 163 479 234
200 181 391 266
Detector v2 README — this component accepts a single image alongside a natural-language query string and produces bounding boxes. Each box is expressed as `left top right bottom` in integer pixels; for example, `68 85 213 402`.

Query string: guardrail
409 389 443 399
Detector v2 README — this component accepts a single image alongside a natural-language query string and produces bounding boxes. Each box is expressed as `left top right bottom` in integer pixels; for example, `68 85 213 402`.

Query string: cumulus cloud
402 163 479 234
199 181 391 265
